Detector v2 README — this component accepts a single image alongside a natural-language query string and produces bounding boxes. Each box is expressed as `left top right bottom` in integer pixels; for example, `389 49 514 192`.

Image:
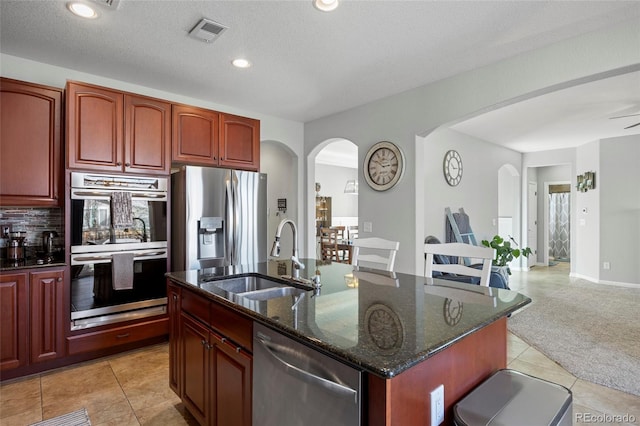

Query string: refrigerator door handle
232 171 241 264
225 173 234 265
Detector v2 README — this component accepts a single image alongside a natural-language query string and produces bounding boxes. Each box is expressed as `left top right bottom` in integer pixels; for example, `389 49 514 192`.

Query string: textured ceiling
1 0 639 128
452 70 640 152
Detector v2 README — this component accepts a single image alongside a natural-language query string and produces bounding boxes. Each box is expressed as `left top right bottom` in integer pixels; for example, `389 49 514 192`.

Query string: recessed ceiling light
67 2 98 18
232 58 251 69
313 0 339 12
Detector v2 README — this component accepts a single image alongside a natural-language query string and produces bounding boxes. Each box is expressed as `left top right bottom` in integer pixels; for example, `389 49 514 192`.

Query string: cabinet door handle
116 333 130 339
173 294 178 301
57 277 62 282
201 339 207 347
220 337 227 343
116 162 122 166
125 162 131 167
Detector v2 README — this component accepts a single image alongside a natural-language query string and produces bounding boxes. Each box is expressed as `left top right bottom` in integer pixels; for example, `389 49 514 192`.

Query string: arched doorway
307 138 358 258
497 163 525 270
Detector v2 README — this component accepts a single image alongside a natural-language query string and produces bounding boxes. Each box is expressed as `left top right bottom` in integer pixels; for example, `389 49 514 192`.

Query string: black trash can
454 369 572 426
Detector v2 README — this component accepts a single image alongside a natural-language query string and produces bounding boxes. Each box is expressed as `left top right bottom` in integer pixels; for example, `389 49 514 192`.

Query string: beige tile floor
507 262 640 426
1 262 638 425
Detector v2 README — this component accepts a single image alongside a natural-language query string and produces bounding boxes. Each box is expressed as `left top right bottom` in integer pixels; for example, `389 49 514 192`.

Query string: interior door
527 182 538 267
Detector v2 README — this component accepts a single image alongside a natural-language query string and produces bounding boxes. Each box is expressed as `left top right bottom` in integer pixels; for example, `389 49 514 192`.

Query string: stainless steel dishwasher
253 323 362 426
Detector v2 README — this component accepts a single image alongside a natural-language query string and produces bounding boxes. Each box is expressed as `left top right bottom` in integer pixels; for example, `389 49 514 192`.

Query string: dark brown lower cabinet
29 269 65 364
181 313 210 425
0 272 28 371
213 332 252 426
0 268 65 375
167 282 182 394
174 286 252 426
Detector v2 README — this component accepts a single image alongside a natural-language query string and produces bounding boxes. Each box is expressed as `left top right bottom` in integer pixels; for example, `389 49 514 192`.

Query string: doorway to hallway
548 184 571 265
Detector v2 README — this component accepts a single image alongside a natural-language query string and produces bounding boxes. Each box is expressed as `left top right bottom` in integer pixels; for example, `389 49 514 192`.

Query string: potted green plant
481 235 532 274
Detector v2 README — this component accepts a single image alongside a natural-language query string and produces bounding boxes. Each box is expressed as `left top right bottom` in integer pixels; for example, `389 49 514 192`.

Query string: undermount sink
204 275 286 293
203 275 306 302
238 286 306 301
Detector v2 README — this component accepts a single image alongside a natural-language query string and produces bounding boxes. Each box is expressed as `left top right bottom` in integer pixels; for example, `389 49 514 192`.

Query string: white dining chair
350 237 399 271
424 242 495 286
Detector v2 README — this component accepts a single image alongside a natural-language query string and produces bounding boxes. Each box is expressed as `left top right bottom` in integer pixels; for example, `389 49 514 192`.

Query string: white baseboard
570 272 639 288
570 272 598 282
596 279 640 288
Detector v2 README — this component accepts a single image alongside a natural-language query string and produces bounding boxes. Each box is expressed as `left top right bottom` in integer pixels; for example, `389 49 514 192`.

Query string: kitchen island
166 259 530 426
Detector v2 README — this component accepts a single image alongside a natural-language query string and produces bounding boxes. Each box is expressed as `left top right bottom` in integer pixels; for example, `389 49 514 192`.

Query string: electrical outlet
603 261 611 270
364 221 372 233
430 384 444 426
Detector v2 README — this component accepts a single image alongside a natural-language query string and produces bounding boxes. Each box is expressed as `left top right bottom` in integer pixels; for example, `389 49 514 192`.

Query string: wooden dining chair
350 237 399 271
331 226 348 260
320 227 340 262
332 226 346 240
424 242 494 286
347 225 358 240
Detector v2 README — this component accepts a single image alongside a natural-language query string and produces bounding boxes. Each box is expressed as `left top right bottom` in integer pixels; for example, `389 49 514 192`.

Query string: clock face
364 303 404 354
443 150 463 186
364 141 404 191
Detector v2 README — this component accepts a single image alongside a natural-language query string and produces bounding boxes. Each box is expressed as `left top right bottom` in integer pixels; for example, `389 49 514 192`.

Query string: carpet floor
508 280 640 396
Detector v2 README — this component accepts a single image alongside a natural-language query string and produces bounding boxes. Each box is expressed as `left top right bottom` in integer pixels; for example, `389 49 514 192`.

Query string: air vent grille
189 18 228 43
90 0 120 9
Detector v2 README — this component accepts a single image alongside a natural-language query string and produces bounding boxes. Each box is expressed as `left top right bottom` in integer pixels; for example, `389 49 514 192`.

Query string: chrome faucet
270 219 305 279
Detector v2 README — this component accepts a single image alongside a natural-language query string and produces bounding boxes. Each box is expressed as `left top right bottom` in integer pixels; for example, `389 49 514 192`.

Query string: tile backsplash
0 208 64 252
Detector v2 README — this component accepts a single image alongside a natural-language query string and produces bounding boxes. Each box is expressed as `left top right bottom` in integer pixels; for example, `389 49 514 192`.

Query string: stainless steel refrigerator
171 166 267 270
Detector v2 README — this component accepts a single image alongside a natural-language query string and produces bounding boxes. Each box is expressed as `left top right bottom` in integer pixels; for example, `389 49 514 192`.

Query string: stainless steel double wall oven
70 172 168 330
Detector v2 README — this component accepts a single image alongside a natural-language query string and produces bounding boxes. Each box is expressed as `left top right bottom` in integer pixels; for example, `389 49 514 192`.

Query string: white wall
315 164 358 220
498 164 521 268
305 21 640 274
423 128 522 245
261 141 298 259
575 141 601 281
599 135 640 285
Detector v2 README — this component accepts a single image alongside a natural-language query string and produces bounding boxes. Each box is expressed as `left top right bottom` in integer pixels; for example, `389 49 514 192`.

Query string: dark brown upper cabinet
66 81 171 175
0 78 63 207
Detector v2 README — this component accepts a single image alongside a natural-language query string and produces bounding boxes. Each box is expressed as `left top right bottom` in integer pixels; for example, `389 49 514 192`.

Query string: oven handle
72 190 167 199
73 251 167 262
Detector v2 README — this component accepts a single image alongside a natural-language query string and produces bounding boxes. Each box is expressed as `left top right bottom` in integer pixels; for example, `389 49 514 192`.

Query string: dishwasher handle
256 336 358 403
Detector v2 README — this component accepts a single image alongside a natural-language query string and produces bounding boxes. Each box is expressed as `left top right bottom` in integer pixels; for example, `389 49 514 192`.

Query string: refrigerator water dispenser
198 217 224 260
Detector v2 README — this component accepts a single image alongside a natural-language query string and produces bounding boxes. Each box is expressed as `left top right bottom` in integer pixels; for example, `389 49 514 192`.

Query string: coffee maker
6 231 27 261
42 230 58 263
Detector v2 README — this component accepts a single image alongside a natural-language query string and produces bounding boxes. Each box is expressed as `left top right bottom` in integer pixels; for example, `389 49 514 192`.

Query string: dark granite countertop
166 259 530 379
0 258 66 272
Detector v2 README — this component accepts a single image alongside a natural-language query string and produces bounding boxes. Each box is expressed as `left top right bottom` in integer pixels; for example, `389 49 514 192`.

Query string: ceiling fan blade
624 122 640 129
610 113 640 120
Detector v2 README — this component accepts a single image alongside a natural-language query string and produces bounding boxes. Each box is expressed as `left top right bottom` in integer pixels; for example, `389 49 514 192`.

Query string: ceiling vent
189 18 228 43
90 0 120 10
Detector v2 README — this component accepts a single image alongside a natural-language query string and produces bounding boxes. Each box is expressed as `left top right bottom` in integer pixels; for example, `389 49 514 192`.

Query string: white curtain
549 192 570 260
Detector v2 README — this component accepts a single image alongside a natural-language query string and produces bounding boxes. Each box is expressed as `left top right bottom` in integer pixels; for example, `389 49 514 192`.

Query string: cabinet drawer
211 302 253 352
181 290 211 324
67 317 168 355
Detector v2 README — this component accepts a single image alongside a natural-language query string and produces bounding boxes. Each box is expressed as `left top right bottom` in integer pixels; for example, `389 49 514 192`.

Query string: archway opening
308 138 358 259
